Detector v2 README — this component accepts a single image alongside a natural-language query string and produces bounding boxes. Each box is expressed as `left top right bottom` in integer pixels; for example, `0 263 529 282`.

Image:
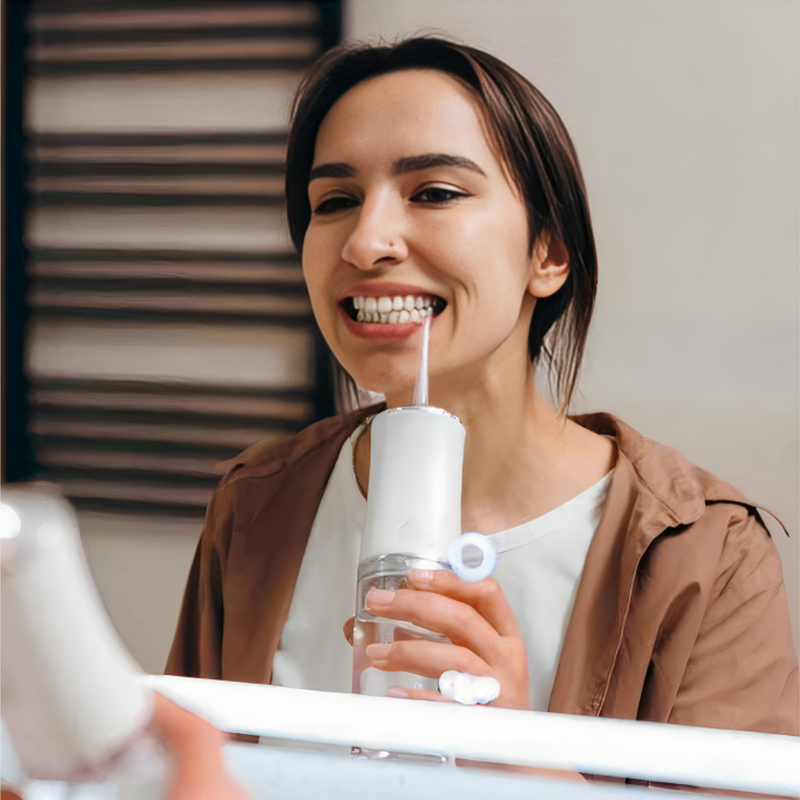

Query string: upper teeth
351 295 436 324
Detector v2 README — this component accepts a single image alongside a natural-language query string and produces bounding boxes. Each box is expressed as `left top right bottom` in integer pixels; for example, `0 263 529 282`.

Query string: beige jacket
166 409 798 735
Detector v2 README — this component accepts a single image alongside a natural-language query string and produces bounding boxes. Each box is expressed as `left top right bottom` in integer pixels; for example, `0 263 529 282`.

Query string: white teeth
349 294 440 324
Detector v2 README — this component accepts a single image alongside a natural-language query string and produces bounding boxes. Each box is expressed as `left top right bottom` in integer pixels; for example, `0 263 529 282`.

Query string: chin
344 369 414 404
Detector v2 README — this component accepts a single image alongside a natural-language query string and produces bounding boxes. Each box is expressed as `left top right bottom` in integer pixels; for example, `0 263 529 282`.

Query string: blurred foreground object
1 485 153 779
0 485 248 799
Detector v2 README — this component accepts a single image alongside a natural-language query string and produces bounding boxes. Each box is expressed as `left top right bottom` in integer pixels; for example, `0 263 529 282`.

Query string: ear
527 230 569 299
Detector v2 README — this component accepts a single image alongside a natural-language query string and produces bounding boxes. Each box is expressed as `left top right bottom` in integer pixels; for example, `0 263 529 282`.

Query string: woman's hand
152 692 250 800
363 568 530 711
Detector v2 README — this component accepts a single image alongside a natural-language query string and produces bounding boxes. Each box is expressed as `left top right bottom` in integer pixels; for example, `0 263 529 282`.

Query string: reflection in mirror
3 2 797 796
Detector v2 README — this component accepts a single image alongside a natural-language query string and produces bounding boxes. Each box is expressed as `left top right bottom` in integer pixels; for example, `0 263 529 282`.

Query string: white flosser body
360 404 465 564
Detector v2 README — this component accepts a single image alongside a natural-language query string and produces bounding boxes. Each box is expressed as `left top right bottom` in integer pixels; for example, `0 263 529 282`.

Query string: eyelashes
312 196 359 215
410 186 466 204
311 185 468 216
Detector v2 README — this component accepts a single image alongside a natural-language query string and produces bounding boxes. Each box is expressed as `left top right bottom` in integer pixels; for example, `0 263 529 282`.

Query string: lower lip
340 307 432 340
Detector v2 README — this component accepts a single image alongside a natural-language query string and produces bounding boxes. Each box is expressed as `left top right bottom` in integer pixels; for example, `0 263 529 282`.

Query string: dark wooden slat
33 24 321 47
31 163 286 177
31 192 288 206
47 476 214 511
29 57 318 75
30 377 312 404
68 495 208 518
30 4 320 32
30 260 303 284
28 306 314 326
30 131 287 147
30 416 292 450
29 36 319 64
28 247 298 264
36 445 227 477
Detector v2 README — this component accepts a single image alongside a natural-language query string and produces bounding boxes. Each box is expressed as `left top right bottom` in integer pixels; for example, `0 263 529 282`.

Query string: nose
340 193 408 271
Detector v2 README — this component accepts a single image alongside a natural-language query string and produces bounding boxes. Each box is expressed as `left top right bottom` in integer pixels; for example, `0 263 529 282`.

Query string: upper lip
338 283 444 302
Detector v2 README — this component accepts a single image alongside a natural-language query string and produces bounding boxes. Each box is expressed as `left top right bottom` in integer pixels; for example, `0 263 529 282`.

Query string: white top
272 427 613 711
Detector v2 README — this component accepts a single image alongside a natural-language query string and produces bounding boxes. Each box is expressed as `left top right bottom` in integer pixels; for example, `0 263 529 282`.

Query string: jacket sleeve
668 508 799 735
164 477 236 679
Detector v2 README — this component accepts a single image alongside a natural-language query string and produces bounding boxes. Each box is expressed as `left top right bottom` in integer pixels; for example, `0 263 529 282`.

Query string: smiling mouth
343 294 446 324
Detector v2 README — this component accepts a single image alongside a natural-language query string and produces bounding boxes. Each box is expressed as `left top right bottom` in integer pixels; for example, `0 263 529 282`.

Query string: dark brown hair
286 36 597 412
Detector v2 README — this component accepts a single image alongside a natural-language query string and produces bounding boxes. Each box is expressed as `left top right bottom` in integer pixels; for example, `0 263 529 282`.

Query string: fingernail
386 687 409 699
365 643 391 662
366 587 395 609
408 569 435 588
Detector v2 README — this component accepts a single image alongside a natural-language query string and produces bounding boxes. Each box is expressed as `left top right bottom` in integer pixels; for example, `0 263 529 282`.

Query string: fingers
366 586 501 660
407 569 522 639
365 640 494 680
152 693 250 800
387 687 454 703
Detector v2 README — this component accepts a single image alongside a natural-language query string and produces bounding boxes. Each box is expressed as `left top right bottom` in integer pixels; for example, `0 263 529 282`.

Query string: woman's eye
312 195 358 215
411 186 465 204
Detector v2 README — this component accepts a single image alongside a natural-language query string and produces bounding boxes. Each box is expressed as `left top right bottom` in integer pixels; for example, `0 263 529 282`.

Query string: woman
167 37 798 734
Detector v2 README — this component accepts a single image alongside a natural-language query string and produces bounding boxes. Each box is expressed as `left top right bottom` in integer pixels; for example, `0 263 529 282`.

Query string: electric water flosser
352 321 497 698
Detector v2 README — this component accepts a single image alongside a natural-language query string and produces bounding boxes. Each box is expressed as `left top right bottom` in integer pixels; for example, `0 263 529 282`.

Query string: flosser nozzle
412 317 431 407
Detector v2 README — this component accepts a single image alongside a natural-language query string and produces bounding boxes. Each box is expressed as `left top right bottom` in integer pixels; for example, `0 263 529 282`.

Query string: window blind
18 0 339 516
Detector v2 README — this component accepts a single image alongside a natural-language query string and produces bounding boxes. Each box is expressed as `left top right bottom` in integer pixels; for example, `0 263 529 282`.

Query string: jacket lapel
548 412 764 717
548 450 672 715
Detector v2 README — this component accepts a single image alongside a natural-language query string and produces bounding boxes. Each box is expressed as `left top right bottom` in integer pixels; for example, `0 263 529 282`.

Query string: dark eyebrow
308 162 355 182
393 153 486 177
307 154 486 183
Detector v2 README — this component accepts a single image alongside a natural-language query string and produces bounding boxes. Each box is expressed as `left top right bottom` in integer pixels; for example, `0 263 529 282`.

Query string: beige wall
79 512 201 674
345 0 799 644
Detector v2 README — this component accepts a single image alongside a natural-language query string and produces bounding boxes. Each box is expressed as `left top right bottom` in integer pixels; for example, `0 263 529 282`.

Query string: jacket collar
571 412 756 527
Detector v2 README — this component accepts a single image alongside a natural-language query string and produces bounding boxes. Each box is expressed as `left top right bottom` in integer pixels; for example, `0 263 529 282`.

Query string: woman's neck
354 362 615 535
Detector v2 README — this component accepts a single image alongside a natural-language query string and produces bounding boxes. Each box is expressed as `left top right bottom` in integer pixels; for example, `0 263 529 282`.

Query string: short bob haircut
286 36 597 412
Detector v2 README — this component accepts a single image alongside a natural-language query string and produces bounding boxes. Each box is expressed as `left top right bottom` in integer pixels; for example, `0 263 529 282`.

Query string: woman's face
302 69 557 404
